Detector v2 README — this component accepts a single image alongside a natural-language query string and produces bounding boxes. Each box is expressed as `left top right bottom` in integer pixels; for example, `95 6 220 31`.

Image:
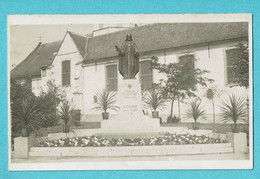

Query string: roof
11 41 62 78
12 23 248 79
11 31 87 79
83 22 248 62
68 31 87 57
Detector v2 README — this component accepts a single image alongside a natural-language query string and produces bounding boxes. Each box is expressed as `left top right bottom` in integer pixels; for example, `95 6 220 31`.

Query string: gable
56 32 79 56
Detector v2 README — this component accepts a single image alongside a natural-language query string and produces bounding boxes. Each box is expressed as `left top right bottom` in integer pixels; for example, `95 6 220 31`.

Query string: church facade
11 23 249 122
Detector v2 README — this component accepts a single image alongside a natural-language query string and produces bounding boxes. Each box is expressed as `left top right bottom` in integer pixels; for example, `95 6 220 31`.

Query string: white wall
31 78 42 96
31 36 248 123
82 64 106 114
81 42 249 123
31 32 84 111
150 44 248 123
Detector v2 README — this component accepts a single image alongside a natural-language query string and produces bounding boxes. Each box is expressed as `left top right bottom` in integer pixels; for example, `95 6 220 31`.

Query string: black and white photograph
8 14 253 170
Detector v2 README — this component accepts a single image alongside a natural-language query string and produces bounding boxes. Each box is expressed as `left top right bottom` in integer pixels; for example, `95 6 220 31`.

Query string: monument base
101 117 160 134
101 79 160 134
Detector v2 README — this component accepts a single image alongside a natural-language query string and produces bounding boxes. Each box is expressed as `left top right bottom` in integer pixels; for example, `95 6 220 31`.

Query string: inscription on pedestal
121 89 139 115
122 89 138 99
118 80 142 116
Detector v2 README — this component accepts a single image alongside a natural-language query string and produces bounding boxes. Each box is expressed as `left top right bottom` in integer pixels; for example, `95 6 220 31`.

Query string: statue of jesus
115 34 140 79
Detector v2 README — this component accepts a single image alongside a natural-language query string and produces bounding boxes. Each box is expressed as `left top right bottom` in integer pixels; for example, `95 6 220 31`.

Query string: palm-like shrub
219 94 247 133
92 89 119 119
143 87 166 118
57 101 72 133
186 99 206 130
143 88 166 111
12 98 42 137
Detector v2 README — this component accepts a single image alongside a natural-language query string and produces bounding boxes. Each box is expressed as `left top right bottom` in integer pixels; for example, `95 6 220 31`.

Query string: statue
115 34 140 79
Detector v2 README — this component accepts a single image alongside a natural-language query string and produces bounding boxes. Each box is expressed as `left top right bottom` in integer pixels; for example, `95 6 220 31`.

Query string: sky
10 24 95 68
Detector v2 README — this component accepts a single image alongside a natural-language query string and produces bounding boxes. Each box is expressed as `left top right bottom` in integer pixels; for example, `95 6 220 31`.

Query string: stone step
29 143 233 157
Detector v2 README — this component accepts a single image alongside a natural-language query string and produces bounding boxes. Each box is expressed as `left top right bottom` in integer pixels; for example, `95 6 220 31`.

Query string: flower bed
36 133 228 147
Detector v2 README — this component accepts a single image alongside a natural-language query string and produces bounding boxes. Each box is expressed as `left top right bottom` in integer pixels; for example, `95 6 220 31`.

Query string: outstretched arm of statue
115 45 124 55
134 51 140 58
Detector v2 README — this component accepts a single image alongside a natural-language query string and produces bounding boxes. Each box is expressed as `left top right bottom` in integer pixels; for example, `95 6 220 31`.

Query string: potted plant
57 101 73 133
186 99 206 130
219 94 247 133
92 89 119 120
143 87 166 118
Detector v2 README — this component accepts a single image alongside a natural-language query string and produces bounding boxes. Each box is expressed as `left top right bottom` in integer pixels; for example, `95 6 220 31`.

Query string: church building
11 23 249 122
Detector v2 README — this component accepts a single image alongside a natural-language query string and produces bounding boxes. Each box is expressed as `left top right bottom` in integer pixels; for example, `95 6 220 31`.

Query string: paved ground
11 153 249 163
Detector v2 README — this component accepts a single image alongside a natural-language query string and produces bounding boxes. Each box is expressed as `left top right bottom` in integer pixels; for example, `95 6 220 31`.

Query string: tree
10 76 39 137
230 42 249 122
151 56 213 119
231 42 249 88
205 88 216 123
10 76 34 104
10 78 64 138
38 80 65 127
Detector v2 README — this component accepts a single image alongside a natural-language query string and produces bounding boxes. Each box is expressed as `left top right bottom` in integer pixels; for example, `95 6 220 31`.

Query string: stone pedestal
14 136 35 158
227 132 248 154
101 79 160 134
117 79 143 117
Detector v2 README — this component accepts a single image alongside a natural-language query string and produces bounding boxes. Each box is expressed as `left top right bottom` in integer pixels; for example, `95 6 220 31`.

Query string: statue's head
125 34 133 41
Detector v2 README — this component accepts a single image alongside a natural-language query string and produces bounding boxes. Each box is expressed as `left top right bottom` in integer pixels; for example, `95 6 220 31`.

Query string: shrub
185 99 206 123
219 94 247 133
37 80 65 128
11 98 42 137
71 109 81 126
143 87 166 112
57 101 73 133
167 115 181 123
92 89 119 114
10 77 39 137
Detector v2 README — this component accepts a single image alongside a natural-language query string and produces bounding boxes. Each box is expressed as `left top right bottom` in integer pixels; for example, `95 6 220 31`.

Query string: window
106 65 118 91
226 48 239 84
41 69 47 77
178 54 195 84
140 60 153 91
62 60 70 86
178 54 195 71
